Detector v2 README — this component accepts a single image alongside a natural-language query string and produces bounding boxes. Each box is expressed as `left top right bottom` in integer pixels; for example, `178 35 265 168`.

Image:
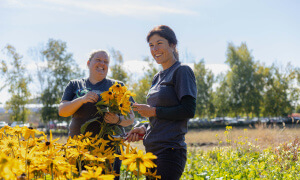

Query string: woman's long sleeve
155 95 196 120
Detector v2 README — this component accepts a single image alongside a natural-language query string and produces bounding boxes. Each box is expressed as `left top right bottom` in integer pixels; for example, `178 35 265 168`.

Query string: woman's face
148 34 175 67
87 52 109 80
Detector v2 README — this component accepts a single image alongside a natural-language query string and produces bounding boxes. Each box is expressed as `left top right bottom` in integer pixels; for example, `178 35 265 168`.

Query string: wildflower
75 167 115 180
12 125 24 137
122 150 157 174
0 125 12 134
108 135 126 151
144 169 161 180
23 127 42 140
118 99 131 116
109 82 123 94
226 126 232 130
101 90 115 104
39 130 59 150
0 136 18 156
115 143 137 161
0 154 21 179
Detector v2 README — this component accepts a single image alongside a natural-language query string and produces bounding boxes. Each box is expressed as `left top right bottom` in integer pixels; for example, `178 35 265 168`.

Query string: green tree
248 62 270 118
194 59 215 119
262 64 294 117
0 45 31 122
226 42 262 118
294 67 300 112
132 57 160 105
213 73 230 118
109 49 128 84
40 39 83 123
297 67 300 84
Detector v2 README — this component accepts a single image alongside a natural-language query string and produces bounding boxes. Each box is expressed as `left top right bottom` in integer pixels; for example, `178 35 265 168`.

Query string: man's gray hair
88 50 110 62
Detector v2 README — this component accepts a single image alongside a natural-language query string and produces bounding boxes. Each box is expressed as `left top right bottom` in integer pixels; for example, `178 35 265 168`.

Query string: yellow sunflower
109 82 123 94
101 90 115 104
122 150 157 174
22 127 42 140
118 100 131 116
145 169 161 179
75 167 115 180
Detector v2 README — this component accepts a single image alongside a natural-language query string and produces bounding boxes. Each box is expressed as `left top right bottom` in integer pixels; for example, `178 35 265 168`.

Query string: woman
59 50 134 179
127 25 197 180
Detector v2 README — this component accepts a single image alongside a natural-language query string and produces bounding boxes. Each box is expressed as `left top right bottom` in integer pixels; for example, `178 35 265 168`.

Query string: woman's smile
149 34 176 70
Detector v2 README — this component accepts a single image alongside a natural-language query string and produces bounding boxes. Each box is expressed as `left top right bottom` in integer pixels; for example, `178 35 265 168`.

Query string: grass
56 123 300 152
186 123 300 150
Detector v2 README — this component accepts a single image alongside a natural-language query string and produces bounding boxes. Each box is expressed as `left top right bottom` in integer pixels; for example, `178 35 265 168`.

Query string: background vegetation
0 39 299 125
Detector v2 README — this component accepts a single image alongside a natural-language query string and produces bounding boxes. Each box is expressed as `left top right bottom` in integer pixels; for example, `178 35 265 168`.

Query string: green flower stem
137 159 140 180
51 162 54 180
78 156 82 175
98 121 108 139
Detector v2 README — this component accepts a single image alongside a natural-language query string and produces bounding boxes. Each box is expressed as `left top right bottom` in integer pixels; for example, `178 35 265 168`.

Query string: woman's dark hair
147 25 179 60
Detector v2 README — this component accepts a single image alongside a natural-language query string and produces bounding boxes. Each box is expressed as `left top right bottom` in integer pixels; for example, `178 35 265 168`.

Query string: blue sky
0 0 299 104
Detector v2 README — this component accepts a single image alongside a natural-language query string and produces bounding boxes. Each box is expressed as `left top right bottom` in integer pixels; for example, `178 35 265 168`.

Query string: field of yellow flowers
0 125 158 180
1 125 300 179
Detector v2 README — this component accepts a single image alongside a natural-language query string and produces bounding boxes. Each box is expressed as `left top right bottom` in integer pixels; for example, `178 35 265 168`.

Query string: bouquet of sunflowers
81 82 135 139
97 82 135 117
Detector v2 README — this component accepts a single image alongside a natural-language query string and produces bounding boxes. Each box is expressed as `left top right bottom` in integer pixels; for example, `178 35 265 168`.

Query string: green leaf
80 117 101 134
96 106 109 116
113 125 124 136
95 101 108 106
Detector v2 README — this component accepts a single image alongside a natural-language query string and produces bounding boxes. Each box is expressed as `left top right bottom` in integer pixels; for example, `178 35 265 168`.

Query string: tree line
0 39 299 124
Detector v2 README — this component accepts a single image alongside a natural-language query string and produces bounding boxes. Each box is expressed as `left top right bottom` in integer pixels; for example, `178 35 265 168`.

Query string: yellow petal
139 163 147 174
129 162 137 172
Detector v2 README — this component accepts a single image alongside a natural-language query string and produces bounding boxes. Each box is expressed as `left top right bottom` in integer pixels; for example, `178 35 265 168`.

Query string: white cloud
184 62 229 76
205 64 230 76
44 0 198 16
26 61 47 71
2 0 198 17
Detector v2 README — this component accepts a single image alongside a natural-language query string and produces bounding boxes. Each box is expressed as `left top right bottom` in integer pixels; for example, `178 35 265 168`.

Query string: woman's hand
104 112 119 124
81 91 99 104
126 127 146 142
132 103 156 117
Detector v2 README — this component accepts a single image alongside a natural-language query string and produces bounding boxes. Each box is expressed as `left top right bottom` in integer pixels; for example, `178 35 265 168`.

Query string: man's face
87 52 109 79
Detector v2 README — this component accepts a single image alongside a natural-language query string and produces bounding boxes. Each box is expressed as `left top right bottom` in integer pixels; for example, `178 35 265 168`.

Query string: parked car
259 117 269 123
11 121 29 127
250 117 259 123
269 117 282 123
56 121 68 129
48 120 57 129
237 118 247 124
223 117 237 125
188 118 200 128
0 121 8 128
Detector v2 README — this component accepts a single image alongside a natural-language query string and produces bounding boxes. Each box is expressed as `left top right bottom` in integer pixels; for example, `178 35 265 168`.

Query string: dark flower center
120 104 123 107
46 141 51 146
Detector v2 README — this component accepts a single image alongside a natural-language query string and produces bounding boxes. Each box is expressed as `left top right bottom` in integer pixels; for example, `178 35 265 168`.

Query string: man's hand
104 112 119 124
81 91 99 104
